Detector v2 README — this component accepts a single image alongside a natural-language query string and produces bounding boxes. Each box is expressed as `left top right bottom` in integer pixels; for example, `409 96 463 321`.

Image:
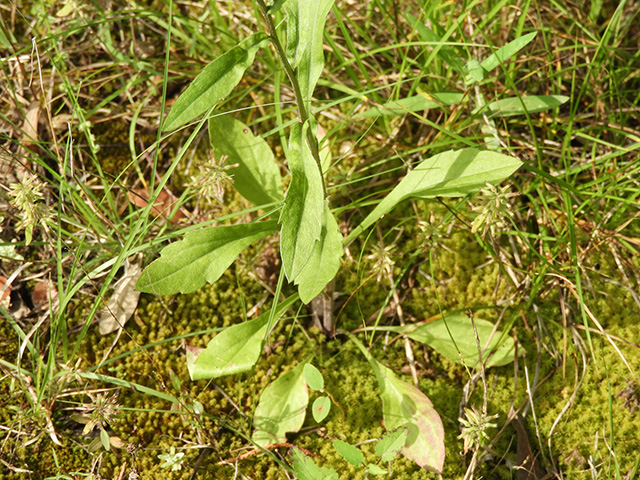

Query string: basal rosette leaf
387 314 516 368
136 221 278 295
252 362 309 447
349 335 445 473
186 295 297 380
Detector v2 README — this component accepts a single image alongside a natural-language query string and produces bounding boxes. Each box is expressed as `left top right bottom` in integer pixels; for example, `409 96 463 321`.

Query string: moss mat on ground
4 232 639 480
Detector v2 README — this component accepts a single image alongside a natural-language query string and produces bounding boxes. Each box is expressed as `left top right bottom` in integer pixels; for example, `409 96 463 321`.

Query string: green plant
292 427 409 479
157 445 185 472
127 0 582 475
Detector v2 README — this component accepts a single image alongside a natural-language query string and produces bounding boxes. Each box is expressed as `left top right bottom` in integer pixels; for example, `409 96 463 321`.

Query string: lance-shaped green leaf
283 0 334 105
370 358 445 472
163 33 268 132
186 295 297 380
382 314 515 368
280 123 324 281
347 148 522 243
481 95 569 117
294 201 343 304
208 115 283 206
481 32 537 72
355 92 465 118
136 221 278 295
252 362 309 447
333 440 364 467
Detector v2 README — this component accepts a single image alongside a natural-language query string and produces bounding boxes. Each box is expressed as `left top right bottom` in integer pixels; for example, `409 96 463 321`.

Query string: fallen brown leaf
22 101 40 147
0 275 11 304
127 188 187 224
32 279 58 310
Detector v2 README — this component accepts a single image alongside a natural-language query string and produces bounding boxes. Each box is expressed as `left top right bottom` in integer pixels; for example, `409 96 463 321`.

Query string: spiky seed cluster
458 405 498 454
190 153 238 204
8 173 53 245
471 183 518 238
80 392 121 435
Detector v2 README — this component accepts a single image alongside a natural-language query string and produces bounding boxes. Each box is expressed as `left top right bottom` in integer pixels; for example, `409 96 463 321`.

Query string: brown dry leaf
0 275 11 304
51 113 74 131
32 279 58 310
109 436 125 449
127 188 187 224
22 101 40 147
99 256 142 335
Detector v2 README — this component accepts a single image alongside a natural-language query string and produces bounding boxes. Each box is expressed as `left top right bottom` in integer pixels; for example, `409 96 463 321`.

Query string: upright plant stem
255 0 327 197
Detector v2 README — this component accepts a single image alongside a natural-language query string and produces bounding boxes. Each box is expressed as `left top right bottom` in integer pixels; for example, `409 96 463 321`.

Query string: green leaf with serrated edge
291 447 339 480
347 148 521 243
208 115 283 206
136 221 278 295
304 364 324 391
367 464 388 475
355 92 465 118
280 123 324 281
312 396 331 423
481 32 537 72
349 335 444 473
283 0 334 105
375 427 409 462
186 295 297 380
252 363 309 447
482 95 569 117
383 314 515 368
406 13 465 75
163 33 268 132
333 440 364 467
295 202 343 304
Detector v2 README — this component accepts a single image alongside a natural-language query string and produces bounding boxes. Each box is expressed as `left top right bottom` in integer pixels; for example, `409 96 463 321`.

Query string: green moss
6 192 640 479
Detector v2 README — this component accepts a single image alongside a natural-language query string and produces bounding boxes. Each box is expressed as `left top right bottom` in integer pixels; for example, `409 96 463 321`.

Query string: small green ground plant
130 0 575 474
2 0 639 478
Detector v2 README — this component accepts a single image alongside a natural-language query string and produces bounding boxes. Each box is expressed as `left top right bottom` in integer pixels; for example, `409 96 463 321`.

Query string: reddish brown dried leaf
32 279 58 309
127 188 187 224
0 275 11 303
